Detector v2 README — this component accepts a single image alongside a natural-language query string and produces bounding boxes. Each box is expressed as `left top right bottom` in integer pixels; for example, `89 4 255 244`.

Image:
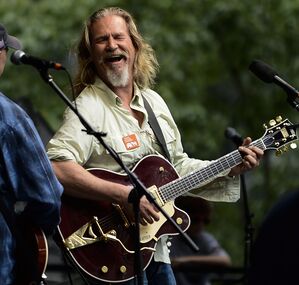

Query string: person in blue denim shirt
0 23 63 285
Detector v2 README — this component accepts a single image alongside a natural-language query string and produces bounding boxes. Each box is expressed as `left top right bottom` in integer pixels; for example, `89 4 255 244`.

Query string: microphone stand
240 173 254 284
287 94 299 111
227 138 254 285
38 69 199 285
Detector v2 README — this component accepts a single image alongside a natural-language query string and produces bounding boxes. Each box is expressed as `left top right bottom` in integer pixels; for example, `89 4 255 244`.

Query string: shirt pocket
100 133 143 169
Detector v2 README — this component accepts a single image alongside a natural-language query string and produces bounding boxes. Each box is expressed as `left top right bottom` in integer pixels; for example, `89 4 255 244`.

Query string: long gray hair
73 7 159 95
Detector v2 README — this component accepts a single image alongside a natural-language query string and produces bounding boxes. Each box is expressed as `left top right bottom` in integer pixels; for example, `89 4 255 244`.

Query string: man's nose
106 37 117 51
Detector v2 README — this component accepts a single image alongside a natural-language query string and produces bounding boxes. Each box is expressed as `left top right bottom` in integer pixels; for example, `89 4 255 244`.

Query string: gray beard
106 65 129 88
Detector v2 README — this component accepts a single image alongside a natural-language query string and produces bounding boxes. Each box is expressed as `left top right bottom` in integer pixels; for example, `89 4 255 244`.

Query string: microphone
10 50 65 71
225 127 243 146
249 59 299 98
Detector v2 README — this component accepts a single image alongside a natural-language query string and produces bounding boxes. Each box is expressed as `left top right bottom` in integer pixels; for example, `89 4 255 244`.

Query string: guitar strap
143 96 171 162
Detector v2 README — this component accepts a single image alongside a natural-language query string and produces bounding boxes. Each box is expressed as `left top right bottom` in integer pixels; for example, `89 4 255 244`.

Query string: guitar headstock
262 116 298 155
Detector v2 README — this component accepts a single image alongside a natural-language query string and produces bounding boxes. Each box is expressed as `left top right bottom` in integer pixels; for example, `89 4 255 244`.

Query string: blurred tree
1 0 299 268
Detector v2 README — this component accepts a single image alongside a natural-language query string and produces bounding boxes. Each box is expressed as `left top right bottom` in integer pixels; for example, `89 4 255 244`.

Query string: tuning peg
276 145 290 156
276 149 283 156
276 115 283 123
269 119 277 126
290 143 297 149
263 123 268 130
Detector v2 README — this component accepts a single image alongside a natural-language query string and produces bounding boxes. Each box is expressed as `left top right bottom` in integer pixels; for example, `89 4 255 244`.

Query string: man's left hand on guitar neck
229 137 264 177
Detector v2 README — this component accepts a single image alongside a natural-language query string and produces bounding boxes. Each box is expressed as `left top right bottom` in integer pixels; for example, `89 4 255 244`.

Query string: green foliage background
2 0 299 267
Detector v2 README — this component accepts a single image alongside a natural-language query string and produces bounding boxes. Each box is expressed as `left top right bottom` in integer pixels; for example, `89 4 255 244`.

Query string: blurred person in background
170 196 231 285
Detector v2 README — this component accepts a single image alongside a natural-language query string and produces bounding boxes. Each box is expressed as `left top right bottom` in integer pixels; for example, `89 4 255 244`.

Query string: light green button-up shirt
47 78 240 263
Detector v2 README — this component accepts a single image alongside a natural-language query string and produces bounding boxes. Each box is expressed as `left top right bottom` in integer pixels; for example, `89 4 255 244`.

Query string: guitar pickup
147 185 165 207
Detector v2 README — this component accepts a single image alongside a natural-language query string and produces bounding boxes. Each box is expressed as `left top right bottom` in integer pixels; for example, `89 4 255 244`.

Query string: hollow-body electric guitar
57 117 298 283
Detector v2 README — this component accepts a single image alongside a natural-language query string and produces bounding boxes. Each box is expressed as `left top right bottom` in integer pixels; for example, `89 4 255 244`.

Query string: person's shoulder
77 80 115 107
200 231 218 241
142 88 163 100
142 88 169 109
0 92 14 107
0 93 28 121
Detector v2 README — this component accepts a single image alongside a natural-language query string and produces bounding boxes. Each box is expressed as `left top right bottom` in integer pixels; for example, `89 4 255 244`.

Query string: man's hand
124 187 160 225
229 137 264 176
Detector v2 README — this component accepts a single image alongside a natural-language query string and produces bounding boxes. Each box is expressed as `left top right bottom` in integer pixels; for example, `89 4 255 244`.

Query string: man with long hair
47 7 263 284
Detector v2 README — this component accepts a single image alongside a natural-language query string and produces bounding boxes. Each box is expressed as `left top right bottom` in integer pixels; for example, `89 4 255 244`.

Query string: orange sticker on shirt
122 134 140 150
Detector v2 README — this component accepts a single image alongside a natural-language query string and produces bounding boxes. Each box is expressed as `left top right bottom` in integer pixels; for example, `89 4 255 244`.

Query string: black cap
0 23 22 50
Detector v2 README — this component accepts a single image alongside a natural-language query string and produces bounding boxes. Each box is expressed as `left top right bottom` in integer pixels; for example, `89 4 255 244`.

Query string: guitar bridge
112 203 131 228
63 216 117 250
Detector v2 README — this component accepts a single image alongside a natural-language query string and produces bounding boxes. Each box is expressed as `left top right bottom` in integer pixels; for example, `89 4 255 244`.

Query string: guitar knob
176 217 183 225
101 266 109 273
120 265 127 273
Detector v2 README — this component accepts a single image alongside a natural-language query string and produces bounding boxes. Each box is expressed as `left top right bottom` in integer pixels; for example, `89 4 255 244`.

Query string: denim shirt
0 93 63 285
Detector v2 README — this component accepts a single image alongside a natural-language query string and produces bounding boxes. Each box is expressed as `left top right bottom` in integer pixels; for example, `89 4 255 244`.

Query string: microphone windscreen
10 50 25 65
249 60 277 83
225 127 238 139
224 127 243 146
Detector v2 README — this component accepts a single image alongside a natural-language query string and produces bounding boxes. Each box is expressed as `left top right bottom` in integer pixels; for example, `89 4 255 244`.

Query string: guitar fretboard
159 138 266 202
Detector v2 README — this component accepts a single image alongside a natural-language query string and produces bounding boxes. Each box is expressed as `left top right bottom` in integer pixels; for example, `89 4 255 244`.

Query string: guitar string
165 138 267 201
97 209 134 234
161 149 242 201
164 138 266 201
159 138 266 202
96 212 121 233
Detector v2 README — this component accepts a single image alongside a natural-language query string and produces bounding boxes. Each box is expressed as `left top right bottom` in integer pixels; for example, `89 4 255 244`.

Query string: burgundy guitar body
57 155 190 283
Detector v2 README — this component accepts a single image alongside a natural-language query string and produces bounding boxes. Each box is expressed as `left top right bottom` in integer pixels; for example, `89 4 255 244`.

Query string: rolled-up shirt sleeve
47 105 95 165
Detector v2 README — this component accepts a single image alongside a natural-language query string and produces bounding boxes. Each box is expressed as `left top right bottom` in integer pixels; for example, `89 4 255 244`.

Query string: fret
160 135 280 202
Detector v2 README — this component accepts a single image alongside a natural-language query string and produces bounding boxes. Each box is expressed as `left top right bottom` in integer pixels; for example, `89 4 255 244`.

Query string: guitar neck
159 138 265 202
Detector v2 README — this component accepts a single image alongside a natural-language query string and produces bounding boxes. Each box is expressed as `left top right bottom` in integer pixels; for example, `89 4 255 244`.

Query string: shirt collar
92 77 143 107
92 77 119 105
